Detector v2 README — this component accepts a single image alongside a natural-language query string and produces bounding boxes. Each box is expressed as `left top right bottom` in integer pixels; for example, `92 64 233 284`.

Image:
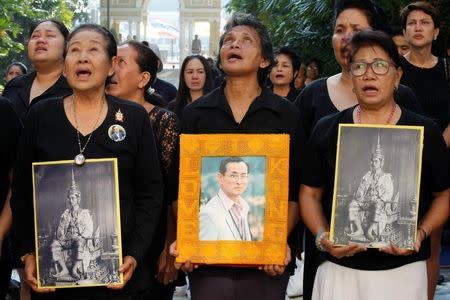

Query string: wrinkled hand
169 241 198 273
107 255 137 290
260 245 291 276
157 244 178 285
322 232 367 259
23 254 55 293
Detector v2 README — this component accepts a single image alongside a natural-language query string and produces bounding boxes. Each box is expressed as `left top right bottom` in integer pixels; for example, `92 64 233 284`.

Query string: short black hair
217 13 274 87
334 0 388 32
400 1 440 29
65 24 117 60
219 157 250 175
274 46 301 73
389 25 404 37
349 30 401 68
306 57 322 73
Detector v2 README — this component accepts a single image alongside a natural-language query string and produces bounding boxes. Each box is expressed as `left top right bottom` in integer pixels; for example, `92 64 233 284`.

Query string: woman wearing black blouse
3 20 72 122
300 30 449 300
295 2 422 298
11 24 163 299
399 3 450 297
106 40 179 299
269 46 301 102
170 13 304 300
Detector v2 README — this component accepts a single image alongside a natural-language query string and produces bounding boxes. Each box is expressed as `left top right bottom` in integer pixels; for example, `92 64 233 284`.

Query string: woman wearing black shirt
107 40 179 299
269 46 301 102
301 30 449 300
171 13 304 300
399 3 450 297
12 24 163 299
3 20 72 122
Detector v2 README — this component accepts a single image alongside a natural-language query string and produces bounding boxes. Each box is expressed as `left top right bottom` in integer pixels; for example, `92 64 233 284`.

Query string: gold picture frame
176 134 290 266
330 124 424 249
32 158 123 289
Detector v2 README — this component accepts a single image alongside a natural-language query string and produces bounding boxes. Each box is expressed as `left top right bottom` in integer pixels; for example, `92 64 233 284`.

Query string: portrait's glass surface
331 125 423 249
33 159 122 288
199 156 266 242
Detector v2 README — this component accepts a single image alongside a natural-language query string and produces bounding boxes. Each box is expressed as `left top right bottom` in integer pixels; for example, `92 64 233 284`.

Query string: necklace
356 103 397 124
72 95 105 165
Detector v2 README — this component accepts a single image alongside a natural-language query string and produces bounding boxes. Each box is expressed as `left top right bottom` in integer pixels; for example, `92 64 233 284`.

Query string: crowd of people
0 0 449 300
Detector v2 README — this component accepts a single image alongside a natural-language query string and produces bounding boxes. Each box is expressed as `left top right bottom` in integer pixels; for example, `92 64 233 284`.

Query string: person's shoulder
301 77 328 93
313 107 349 132
184 87 221 112
203 195 221 211
4 72 34 89
400 108 439 129
28 97 63 114
155 78 177 91
108 95 147 115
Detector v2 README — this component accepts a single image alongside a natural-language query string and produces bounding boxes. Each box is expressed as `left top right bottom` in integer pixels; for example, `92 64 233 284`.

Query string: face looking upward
332 8 371 70
28 21 65 66
403 9 439 49
217 162 249 200
269 53 295 87
64 30 115 93
219 25 269 79
184 58 206 93
107 44 149 101
350 45 402 108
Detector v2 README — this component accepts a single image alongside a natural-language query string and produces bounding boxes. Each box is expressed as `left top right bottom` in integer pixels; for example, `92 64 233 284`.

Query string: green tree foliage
227 0 450 76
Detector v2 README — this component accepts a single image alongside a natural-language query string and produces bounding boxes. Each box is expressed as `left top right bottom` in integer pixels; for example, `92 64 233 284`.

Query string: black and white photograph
32 159 122 288
199 156 266 242
331 125 423 249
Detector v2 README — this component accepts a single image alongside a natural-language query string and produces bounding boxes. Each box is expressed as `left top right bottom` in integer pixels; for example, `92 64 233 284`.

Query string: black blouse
2 71 72 122
303 107 449 270
400 57 450 132
295 77 423 137
11 95 163 296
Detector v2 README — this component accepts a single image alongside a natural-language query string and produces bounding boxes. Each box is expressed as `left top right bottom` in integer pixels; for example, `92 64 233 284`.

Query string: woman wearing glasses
300 30 449 300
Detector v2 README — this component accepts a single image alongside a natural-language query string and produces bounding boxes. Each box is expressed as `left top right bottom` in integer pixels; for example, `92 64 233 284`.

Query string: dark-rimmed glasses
350 59 395 77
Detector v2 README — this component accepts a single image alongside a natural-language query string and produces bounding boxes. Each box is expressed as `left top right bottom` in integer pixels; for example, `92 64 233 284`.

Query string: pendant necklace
356 103 397 124
73 95 105 166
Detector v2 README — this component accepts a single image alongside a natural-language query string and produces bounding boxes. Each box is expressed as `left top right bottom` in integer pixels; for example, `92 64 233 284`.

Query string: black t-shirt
295 77 424 138
400 56 450 132
180 86 306 273
11 95 163 296
0 97 21 211
2 71 72 122
302 107 449 270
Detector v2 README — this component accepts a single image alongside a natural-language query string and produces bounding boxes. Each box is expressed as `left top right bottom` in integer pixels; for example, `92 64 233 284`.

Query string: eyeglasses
350 59 395 77
226 174 249 182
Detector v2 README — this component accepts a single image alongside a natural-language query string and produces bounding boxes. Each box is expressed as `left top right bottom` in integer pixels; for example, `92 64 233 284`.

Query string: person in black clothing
170 13 305 300
399 2 450 298
107 40 179 299
295 2 423 299
0 97 21 300
300 30 449 300
3 20 71 122
269 46 301 102
4 62 27 84
167 55 214 119
11 24 163 300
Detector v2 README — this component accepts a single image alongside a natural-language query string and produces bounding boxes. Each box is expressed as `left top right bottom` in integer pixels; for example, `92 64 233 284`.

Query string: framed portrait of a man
177 134 289 265
32 158 123 288
330 124 424 249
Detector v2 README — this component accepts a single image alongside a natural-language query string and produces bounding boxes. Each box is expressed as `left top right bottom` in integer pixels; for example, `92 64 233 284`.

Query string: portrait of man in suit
199 157 253 241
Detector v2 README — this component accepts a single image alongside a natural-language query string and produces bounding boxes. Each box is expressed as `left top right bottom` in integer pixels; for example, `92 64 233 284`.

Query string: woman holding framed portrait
170 13 305 300
300 30 449 300
11 24 163 299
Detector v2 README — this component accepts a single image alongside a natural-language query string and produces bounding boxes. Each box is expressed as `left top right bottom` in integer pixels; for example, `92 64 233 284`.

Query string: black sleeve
423 121 449 192
295 87 315 139
159 112 179 204
301 122 327 188
0 98 21 209
289 114 306 202
126 112 163 263
10 104 39 257
396 84 424 115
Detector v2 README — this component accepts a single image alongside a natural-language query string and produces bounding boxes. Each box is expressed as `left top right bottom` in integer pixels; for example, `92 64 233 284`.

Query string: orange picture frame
176 134 290 266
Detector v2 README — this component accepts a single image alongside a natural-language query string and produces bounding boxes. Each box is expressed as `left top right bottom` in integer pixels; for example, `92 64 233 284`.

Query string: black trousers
189 268 289 300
